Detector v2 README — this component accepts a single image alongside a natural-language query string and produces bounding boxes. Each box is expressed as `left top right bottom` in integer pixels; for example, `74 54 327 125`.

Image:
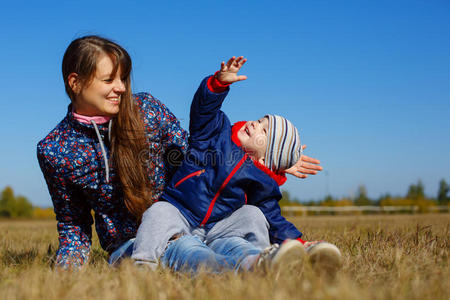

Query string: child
132 57 341 274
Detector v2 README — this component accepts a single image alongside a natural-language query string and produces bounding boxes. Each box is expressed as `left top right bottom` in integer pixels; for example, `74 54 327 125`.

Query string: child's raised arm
216 56 248 84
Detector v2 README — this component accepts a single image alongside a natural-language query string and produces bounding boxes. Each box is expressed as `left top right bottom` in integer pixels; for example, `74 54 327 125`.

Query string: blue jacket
37 93 188 268
161 77 302 244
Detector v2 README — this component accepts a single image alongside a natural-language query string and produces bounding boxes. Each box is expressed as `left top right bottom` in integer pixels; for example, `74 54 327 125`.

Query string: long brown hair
62 35 152 219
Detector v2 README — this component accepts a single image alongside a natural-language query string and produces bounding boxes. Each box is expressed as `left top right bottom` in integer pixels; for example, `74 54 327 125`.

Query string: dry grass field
0 214 448 300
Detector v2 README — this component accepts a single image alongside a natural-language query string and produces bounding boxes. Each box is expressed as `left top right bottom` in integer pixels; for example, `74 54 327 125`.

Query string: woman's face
73 53 126 116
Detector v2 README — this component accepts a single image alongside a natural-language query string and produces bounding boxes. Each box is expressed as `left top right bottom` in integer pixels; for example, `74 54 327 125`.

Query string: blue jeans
109 238 135 265
160 235 261 273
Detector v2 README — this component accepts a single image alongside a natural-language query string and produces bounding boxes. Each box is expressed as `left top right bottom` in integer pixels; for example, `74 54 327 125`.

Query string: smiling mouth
107 97 121 104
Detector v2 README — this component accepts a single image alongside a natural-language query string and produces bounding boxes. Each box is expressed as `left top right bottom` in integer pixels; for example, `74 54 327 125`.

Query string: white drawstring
91 120 110 183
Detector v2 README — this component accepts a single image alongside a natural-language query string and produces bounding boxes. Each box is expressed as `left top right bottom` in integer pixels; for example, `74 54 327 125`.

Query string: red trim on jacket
231 122 287 186
174 169 205 188
200 154 249 226
231 121 246 147
206 72 231 93
252 160 287 186
297 237 306 244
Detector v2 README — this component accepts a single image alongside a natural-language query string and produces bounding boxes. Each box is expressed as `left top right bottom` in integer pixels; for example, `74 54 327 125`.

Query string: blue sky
0 0 449 206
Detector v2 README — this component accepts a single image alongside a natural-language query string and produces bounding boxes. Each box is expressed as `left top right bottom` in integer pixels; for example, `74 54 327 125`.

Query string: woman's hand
285 145 323 179
216 56 248 84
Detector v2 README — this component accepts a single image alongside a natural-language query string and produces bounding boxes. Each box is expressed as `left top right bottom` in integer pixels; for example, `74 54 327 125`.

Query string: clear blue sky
0 0 449 206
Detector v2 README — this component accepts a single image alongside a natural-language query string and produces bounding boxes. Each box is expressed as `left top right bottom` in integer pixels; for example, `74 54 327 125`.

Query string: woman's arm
158 100 189 155
37 147 93 268
141 94 189 167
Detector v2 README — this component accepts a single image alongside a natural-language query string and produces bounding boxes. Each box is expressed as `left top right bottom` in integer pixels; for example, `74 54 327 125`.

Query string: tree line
1 179 449 219
0 186 55 218
280 179 450 210
0 186 34 218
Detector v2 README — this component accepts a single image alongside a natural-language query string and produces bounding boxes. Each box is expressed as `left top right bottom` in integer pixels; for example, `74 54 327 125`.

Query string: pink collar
72 110 111 125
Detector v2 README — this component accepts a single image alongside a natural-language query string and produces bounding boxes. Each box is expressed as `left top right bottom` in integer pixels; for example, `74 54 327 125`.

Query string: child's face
237 117 269 163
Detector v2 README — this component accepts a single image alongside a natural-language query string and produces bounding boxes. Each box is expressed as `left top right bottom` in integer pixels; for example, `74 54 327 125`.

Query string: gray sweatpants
131 201 270 268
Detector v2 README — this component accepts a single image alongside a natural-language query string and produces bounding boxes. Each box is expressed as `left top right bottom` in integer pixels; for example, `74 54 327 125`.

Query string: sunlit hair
62 35 152 220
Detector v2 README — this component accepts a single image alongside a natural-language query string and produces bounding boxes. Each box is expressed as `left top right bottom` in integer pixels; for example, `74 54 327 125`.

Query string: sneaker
302 240 342 277
256 239 307 275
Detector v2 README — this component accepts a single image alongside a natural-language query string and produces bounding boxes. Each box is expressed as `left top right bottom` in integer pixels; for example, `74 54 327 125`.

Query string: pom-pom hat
264 115 302 172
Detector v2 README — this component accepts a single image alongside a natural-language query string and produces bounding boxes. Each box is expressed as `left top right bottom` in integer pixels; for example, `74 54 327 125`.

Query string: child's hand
216 56 248 84
285 145 323 179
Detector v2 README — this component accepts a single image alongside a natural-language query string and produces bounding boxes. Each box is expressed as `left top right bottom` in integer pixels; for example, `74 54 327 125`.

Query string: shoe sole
271 240 307 274
307 243 342 276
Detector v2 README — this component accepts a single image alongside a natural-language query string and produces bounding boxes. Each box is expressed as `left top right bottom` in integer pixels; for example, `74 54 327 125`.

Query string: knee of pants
141 201 180 223
162 235 218 271
139 201 189 236
238 205 270 248
133 202 189 262
239 205 269 229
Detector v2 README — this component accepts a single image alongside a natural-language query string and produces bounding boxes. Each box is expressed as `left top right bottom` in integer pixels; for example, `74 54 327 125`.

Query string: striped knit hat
264 115 302 172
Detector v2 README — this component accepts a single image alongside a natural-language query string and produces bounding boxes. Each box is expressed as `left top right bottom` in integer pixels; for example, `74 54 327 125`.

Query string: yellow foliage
32 207 56 219
334 198 353 206
319 198 353 207
380 197 437 213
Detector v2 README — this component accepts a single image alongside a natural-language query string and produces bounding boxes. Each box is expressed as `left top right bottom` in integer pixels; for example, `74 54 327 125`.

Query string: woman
37 35 322 269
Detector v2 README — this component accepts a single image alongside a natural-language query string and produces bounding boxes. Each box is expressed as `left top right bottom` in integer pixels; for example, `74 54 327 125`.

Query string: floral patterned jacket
37 93 188 268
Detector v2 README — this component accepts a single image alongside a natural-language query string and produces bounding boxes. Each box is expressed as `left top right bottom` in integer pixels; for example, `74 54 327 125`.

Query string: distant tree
377 193 392 206
0 186 15 217
320 195 335 206
304 200 317 206
407 180 425 201
15 196 33 218
354 185 372 206
437 179 449 205
334 198 353 206
0 186 33 218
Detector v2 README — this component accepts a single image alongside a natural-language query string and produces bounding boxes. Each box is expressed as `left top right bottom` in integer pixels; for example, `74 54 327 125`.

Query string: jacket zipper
174 169 205 188
199 154 248 226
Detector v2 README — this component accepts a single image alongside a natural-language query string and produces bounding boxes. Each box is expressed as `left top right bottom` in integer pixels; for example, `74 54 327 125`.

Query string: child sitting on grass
132 56 342 275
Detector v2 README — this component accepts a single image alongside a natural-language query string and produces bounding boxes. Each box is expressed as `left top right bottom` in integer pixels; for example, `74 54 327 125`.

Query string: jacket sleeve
37 147 93 268
256 199 303 244
189 76 230 144
247 178 302 244
152 95 189 172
